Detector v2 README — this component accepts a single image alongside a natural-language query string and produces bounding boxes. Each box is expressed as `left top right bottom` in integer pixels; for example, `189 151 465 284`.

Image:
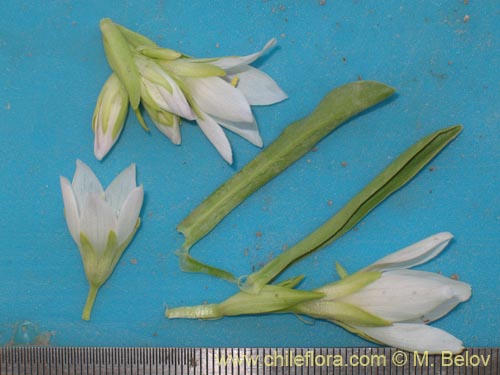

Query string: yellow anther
230 76 240 87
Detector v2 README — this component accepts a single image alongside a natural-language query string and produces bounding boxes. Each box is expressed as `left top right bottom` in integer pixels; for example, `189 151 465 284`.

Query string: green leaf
242 125 462 293
176 81 395 275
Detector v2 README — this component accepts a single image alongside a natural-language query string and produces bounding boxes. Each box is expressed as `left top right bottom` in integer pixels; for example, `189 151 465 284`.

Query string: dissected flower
167 232 471 353
60 160 144 320
93 18 287 163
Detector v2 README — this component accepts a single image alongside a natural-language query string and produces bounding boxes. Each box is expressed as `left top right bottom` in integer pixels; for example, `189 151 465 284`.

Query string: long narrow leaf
242 125 462 293
177 81 396 279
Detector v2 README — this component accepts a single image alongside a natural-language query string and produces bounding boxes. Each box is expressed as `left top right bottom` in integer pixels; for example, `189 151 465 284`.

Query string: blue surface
1 1 499 347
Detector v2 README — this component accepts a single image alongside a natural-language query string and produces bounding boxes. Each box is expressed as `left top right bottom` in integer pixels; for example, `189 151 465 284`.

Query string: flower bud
92 74 129 160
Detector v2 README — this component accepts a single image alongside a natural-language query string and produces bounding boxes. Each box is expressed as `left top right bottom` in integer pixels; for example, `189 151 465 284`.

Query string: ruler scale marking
1 348 498 375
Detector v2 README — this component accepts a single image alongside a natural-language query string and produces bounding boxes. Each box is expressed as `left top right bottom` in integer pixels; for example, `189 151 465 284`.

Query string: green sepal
79 218 141 286
143 102 176 128
314 271 381 300
160 59 226 78
334 320 386 345
177 251 236 283
116 24 157 49
276 275 305 289
133 108 150 132
135 55 173 94
92 73 128 136
139 46 182 60
100 18 141 109
295 300 391 327
335 261 348 279
219 285 324 317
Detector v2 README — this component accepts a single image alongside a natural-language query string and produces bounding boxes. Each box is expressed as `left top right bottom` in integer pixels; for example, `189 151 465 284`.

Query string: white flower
294 232 472 353
182 39 288 164
92 73 129 161
144 39 288 164
60 160 144 320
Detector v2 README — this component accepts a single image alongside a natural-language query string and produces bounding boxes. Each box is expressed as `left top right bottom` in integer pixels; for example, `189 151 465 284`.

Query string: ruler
1 347 498 374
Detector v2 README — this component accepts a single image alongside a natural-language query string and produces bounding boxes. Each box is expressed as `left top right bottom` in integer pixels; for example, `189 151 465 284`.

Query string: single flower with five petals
60 160 144 320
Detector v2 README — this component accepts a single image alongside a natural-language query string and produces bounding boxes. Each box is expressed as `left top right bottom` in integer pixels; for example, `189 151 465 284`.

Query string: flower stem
82 283 100 321
166 304 222 319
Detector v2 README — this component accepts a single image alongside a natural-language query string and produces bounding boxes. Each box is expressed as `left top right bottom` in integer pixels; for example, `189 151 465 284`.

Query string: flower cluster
93 18 287 164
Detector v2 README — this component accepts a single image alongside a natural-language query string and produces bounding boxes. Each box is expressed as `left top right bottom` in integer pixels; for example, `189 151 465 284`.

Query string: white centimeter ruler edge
1 347 498 375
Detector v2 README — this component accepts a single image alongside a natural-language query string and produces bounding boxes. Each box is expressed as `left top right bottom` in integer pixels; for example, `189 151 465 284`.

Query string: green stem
177 81 395 274
82 283 100 321
241 125 462 294
166 304 222 319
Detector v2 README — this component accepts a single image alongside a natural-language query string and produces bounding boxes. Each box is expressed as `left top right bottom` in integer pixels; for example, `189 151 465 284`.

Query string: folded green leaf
177 80 396 279
242 125 463 293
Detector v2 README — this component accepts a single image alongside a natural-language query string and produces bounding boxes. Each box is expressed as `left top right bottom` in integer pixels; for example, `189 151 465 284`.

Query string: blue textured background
1 1 499 347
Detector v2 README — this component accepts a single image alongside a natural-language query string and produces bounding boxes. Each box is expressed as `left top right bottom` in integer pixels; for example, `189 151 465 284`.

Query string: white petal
213 115 263 147
226 66 287 105
196 112 233 164
105 164 137 216
71 160 104 212
93 75 128 160
93 99 125 160
94 104 124 161
210 38 277 70
353 323 464 354
60 176 80 245
363 232 454 272
116 186 144 244
142 78 195 120
79 193 117 255
185 77 253 123
339 270 471 323
153 115 181 145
